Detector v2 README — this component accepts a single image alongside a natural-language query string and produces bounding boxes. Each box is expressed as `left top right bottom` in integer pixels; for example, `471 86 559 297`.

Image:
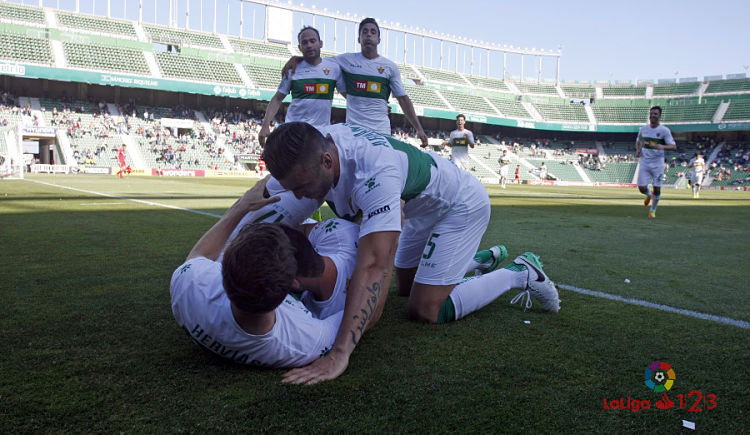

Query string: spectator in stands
283 18 428 146
442 114 475 171
259 26 346 146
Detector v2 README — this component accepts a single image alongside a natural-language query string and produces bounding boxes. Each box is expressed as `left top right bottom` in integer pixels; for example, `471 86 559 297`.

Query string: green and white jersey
691 156 705 174
278 58 345 129
637 124 675 164
300 219 359 319
170 257 342 369
321 123 470 239
332 53 406 135
449 129 475 147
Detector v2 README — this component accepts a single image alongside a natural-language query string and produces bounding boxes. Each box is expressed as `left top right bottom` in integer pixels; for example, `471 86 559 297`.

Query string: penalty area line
557 284 750 330
27 179 222 218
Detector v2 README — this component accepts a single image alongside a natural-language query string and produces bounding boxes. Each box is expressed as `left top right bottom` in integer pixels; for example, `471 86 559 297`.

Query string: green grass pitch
1 174 748 432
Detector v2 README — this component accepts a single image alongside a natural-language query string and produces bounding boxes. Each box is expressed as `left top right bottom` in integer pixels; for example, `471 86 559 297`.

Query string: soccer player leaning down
263 122 560 384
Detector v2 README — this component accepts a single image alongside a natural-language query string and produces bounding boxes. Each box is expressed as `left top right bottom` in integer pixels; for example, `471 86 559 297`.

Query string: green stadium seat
0 33 52 64
156 52 242 84
0 2 45 24
57 11 137 37
64 42 149 75
143 24 224 49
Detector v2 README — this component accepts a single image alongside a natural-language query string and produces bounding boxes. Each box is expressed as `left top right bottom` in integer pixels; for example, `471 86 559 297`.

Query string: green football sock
504 262 526 272
473 249 493 264
437 297 456 324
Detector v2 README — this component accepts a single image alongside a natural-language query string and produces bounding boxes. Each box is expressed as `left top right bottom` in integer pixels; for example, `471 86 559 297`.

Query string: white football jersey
320 123 473 238
278 58 345 129
170 257 341 368
637 124 675 164
332 52 406 135
300 219 359 319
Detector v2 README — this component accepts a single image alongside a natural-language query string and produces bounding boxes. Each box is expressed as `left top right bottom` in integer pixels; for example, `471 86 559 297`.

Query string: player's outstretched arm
259 92 287 146
282 230 399 385
186 176 279 261
396 95 428 147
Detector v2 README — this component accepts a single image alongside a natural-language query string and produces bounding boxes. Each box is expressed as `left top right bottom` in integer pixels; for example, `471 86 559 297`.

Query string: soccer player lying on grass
170 176 511 370
170 176 363 368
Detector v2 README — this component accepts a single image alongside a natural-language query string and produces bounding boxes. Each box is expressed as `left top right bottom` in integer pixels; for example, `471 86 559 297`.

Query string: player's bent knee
407 302 439 324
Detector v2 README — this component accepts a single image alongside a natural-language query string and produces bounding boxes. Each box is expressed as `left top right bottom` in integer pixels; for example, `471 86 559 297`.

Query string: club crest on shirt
656 132 661 137
364 177 382 194
377 66 385 74
323 67 330 75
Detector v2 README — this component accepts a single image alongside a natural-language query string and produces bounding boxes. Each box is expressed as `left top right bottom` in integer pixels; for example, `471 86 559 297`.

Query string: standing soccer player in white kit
443 114 475 171
689 151 705 199
636 106 677 218
498 149 511 188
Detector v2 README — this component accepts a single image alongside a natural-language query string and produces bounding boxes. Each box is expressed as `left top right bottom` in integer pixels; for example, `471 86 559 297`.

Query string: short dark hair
358 17 380 36
297 26 320 43
456 114 466 121
650 106 662 115
278 224 324 278
262 122 327 180
222 224 296 313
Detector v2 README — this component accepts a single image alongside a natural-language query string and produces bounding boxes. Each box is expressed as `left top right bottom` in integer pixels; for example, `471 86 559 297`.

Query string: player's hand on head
240 175 280 211
281 348 350 385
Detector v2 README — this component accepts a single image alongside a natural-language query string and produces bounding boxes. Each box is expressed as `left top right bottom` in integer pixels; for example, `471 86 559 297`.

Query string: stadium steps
44 8 56 26
50 40 66 68
521 101 543 121
219 35 233 52
55 127 77 167
469 152 501 182
121 134 145 168
504 81 521 94
645 86 653 98
234 63 254 88
555 85 566 98
714 101 730 122
143 52 162 78
585 104 596 124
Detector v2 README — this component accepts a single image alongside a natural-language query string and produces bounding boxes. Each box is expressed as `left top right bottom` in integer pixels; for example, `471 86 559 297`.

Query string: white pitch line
27 179 222 218
27 179 750 330
79 202 126 206
558 284 750 330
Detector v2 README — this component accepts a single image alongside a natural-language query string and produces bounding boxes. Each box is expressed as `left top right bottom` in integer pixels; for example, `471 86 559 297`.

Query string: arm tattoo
350 281 382 345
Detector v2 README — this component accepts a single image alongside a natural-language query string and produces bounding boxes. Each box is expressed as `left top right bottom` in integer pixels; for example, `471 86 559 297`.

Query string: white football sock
449 269 526 320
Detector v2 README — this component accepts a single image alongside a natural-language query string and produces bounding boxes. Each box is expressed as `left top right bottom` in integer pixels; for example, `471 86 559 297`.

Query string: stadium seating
56 11 137 38
652 82 700 96
705 78 750 94
0 33 53 65
156 52 242 84
143 24 224 49
723 100 750 121
591 100 650 123
486 95 531 119
583 162 637 184
64 42 149 74
467 76 509 91
602 85 647 97
514 81 558 95
398 64 421 82
439 89 495 114
419 67 466 84
229 37 291 58
659 102 719 123
561 84 596 98
0 2 45 24
404 84 449 109
243 63 285 89
534 102 589 122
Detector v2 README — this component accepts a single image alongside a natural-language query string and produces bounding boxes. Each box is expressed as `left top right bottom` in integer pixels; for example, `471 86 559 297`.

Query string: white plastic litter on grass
682 420 695 430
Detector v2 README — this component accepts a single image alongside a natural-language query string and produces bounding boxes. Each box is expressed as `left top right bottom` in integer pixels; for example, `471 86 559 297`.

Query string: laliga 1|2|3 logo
602 361 717 413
